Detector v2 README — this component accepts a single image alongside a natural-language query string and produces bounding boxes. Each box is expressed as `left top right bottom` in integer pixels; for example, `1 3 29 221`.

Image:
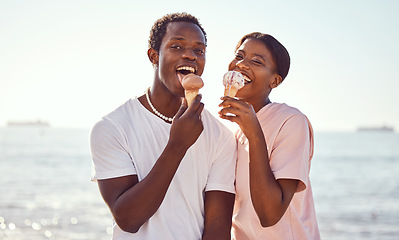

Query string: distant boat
7 120 50 127
357 126 394 132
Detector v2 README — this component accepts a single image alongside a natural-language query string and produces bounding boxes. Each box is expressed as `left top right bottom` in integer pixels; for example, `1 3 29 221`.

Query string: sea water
312 131 399 239
0 128 398 239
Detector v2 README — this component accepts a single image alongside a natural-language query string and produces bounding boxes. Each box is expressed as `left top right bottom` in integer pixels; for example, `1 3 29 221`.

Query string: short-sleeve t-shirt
232 102 320 240
90 98 237 240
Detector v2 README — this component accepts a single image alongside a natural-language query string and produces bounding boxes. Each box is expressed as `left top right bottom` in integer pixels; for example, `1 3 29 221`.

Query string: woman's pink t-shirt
232 103 320 240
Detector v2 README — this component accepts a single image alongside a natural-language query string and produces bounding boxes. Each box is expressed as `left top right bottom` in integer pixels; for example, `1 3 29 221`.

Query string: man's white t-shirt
90 98 236 240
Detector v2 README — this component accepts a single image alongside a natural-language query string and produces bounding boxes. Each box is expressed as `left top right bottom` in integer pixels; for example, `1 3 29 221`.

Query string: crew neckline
133 97 173 125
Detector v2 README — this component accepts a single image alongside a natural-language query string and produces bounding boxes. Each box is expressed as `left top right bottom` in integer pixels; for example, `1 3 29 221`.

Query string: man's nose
182 48 197 61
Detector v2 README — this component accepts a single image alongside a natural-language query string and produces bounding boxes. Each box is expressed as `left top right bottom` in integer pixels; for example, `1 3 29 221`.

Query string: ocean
0 127 398 239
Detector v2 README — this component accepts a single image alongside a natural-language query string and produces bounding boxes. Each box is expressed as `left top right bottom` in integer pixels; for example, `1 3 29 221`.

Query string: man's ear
147 48 159 65
270 75 283 89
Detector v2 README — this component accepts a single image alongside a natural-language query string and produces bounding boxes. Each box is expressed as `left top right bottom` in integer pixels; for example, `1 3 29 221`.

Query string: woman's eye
235 54 243 59
172 45 182 50
252 59 262 65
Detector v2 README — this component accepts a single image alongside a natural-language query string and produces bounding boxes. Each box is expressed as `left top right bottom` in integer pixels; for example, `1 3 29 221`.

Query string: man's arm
97 96 204 233
202 191 235 240
98 139 188 233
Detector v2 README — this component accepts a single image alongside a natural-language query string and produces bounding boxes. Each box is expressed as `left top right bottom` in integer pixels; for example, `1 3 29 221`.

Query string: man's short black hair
148 12 207 52
236 32 290 81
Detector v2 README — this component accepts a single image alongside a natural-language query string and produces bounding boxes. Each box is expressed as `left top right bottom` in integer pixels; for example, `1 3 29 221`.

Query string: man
90 12 236 240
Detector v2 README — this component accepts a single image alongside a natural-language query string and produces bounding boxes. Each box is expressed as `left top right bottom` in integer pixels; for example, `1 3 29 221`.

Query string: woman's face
228 38 281 106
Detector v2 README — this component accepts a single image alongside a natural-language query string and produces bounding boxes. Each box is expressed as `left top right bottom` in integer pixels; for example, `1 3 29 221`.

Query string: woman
219 32 320 240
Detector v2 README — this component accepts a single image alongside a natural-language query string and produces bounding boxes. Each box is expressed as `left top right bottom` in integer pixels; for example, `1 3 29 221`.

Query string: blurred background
1 0 398 131
1 0 398 239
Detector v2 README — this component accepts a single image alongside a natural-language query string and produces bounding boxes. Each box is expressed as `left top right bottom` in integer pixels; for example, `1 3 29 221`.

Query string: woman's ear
147 48 159 66
270 75 282 89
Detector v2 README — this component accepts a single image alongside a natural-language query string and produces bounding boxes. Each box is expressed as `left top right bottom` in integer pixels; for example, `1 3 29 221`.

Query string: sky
1 0 398 132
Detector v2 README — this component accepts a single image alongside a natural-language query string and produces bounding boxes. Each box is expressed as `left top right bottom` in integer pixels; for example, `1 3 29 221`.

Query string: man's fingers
195 102 204 116
185 94 203 114
174 97 188 119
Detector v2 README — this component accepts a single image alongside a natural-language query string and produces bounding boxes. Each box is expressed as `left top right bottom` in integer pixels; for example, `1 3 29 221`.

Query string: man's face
156 22 206 97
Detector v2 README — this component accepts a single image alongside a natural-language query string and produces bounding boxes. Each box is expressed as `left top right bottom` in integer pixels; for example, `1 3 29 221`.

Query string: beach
0 127 398 239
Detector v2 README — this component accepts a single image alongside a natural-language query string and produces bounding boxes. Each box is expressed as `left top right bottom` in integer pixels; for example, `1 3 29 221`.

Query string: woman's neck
252 98 271 113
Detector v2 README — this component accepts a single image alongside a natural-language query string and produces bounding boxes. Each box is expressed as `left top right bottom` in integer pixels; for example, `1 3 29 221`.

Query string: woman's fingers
218 106 242 117
219 96 251 110
218 113 240 123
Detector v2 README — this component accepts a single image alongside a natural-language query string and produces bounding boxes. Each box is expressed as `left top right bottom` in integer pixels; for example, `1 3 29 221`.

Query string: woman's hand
218 96 262 141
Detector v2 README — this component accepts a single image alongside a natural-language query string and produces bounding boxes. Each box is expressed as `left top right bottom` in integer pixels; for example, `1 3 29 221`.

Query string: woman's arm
246 125 298 226
219 97 298 227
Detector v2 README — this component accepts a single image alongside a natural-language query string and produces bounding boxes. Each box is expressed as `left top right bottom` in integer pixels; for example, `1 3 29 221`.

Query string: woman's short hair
236 32 290 81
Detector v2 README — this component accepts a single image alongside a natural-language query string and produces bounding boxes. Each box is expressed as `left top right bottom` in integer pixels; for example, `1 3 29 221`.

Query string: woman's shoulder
259 102 305 120
270 102 303 115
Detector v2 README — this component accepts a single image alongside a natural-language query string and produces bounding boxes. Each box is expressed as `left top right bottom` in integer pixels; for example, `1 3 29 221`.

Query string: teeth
177 66 195 73
243 75 252 83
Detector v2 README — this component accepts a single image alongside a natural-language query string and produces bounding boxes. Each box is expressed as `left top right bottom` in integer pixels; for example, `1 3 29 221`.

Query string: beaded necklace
145 88 173 122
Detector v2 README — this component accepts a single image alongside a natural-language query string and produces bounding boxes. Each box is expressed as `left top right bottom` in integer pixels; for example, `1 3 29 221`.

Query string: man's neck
142 84 181 121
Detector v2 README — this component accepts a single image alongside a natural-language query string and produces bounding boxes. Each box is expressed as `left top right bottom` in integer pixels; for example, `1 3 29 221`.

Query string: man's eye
196 49 205 54
172 46 182 49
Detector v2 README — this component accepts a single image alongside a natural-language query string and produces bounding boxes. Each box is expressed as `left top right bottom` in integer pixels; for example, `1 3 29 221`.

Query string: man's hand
170 94 204 150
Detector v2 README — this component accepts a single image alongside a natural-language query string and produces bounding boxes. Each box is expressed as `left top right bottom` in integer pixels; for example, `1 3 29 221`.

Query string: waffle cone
185 90 199 106
224 85 239 97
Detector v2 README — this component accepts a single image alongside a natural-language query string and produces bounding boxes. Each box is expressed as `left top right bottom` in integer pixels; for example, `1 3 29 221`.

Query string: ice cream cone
223 71 245 97
224 85 239 97
185 90 199 106
182 74 204 106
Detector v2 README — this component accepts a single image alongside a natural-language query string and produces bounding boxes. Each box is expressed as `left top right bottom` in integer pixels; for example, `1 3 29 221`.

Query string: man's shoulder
106 98 137 118
201 109 233 133
200 109 236 149
106 98 143 121
91 98 138 132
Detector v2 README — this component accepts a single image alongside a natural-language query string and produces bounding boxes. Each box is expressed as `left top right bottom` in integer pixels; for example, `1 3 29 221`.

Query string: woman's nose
236 59 249 70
